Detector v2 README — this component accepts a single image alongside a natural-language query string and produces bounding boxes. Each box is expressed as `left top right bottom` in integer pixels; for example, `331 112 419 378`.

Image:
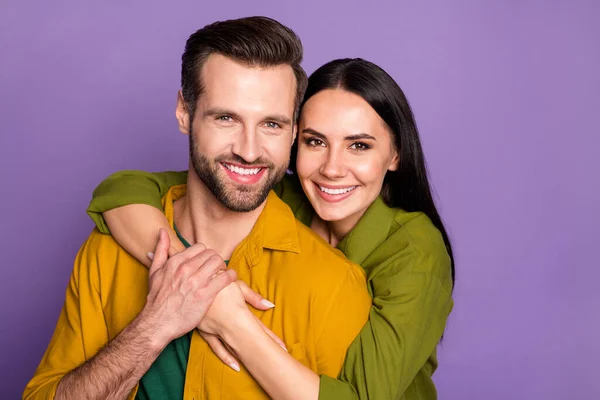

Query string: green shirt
88 170 454 400
136 225 191 400
136 224 228 400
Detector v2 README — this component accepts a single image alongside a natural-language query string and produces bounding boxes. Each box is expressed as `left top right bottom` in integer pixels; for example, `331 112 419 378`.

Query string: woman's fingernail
260 299 275 308
280 343 288 352
147 252 154 260
229 362 240 372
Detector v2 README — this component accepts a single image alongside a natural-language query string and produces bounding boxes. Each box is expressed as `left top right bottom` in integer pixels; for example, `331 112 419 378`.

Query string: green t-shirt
136 225 228 400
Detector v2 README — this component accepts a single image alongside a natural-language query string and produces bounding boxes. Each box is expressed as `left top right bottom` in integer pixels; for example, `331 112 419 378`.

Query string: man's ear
176 90 191 135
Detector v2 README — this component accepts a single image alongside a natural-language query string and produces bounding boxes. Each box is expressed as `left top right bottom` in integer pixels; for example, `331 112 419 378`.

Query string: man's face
177 54 297 212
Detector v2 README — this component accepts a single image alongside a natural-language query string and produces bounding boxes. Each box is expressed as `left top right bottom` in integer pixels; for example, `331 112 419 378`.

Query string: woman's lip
313 182 358 203
314 182 359 190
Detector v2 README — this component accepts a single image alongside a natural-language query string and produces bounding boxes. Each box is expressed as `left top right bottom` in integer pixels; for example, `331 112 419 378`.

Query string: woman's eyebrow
302 128 376 141
301 128 326 139
344 133 376 141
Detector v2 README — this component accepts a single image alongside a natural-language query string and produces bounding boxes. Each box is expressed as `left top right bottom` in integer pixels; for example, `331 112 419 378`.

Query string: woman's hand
198 280 248 335
198 280 287 371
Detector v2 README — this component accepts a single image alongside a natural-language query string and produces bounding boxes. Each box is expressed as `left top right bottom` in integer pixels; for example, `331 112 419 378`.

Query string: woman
88 58 455 399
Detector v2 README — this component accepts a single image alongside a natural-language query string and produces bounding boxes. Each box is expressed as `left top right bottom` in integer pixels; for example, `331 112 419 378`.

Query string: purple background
1 1 598 398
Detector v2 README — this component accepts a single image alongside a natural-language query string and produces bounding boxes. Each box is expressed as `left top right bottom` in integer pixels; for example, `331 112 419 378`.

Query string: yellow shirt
24 186 371 399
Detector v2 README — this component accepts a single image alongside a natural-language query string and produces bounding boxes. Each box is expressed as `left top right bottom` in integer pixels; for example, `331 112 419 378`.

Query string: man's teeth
319 186 357 195
224 164 262 175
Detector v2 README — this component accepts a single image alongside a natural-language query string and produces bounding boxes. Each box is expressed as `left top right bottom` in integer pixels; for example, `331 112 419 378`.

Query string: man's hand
51 229 236 400
138 229 237 347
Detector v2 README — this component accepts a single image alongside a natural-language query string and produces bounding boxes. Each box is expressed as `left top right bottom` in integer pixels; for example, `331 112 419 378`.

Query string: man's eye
218 116 233 122
265 121 281 129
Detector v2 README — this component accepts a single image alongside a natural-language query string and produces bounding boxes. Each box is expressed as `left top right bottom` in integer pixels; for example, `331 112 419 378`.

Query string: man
24 17 370 399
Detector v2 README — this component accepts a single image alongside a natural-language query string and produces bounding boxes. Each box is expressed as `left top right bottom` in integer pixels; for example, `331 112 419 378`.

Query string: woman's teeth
319 185 357 195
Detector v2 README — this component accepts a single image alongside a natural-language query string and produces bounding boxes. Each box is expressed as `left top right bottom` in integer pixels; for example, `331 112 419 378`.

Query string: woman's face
296 89 399 223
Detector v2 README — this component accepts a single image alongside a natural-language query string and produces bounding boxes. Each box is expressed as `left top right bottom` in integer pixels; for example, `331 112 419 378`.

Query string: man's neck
173 170 266 260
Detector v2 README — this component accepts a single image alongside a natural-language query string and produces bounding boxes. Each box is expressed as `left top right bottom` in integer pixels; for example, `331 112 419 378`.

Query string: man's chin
220 197 267 212
216 185 272 212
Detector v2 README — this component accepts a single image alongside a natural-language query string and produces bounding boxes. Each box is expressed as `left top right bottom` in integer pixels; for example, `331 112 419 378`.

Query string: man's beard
189 132 288 212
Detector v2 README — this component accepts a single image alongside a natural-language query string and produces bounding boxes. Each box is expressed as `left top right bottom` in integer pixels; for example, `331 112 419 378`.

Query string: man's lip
220 163 267 184
221 161 268 169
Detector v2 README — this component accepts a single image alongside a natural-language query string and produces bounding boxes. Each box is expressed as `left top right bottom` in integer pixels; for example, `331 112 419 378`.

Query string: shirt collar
253 191 301 253
162 185 300 256
337 195 395 265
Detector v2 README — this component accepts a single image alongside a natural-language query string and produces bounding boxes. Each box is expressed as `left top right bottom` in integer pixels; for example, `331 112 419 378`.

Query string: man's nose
232 126 261 163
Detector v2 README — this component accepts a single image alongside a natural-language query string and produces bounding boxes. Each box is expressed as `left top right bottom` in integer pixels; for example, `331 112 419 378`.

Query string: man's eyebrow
203 109 292 126
264 115 292 126
203 108 241 119
302 128 376 141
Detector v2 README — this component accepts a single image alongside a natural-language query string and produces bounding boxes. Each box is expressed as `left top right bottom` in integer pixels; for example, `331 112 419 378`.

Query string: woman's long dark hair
291 58 455 286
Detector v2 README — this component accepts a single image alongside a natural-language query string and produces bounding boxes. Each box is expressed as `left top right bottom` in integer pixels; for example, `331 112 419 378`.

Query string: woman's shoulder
354 198 445 255
378 207 451 279
390 209 442 245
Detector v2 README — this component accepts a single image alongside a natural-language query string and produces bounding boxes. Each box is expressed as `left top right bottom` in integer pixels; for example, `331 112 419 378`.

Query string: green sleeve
274 174 313 226
86 170 188 234
319 236 453 399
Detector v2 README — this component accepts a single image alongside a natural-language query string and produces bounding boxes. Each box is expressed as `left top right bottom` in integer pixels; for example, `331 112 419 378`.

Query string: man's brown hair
181 16 307 121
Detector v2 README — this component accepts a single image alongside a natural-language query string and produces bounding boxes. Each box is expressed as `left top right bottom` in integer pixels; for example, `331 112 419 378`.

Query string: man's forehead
198 54 296 116
201 54 294 90
201 53 293 73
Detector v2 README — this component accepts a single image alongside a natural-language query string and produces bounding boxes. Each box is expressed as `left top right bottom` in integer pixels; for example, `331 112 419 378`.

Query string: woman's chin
314 206 353 223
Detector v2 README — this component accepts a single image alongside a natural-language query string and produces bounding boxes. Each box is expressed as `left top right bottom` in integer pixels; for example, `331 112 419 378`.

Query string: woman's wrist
219 308 320 400
219 309 263 351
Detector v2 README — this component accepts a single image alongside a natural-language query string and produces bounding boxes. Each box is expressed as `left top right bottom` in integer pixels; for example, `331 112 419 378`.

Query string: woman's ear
388 151 400 171
291 124 298 144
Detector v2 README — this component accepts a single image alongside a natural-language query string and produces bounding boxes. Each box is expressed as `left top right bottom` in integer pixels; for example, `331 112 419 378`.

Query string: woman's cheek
352 157 383 184
296 149 318 177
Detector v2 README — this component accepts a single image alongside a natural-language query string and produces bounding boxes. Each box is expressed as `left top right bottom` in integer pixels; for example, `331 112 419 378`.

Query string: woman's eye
350 142 370 151
306 138 325 147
